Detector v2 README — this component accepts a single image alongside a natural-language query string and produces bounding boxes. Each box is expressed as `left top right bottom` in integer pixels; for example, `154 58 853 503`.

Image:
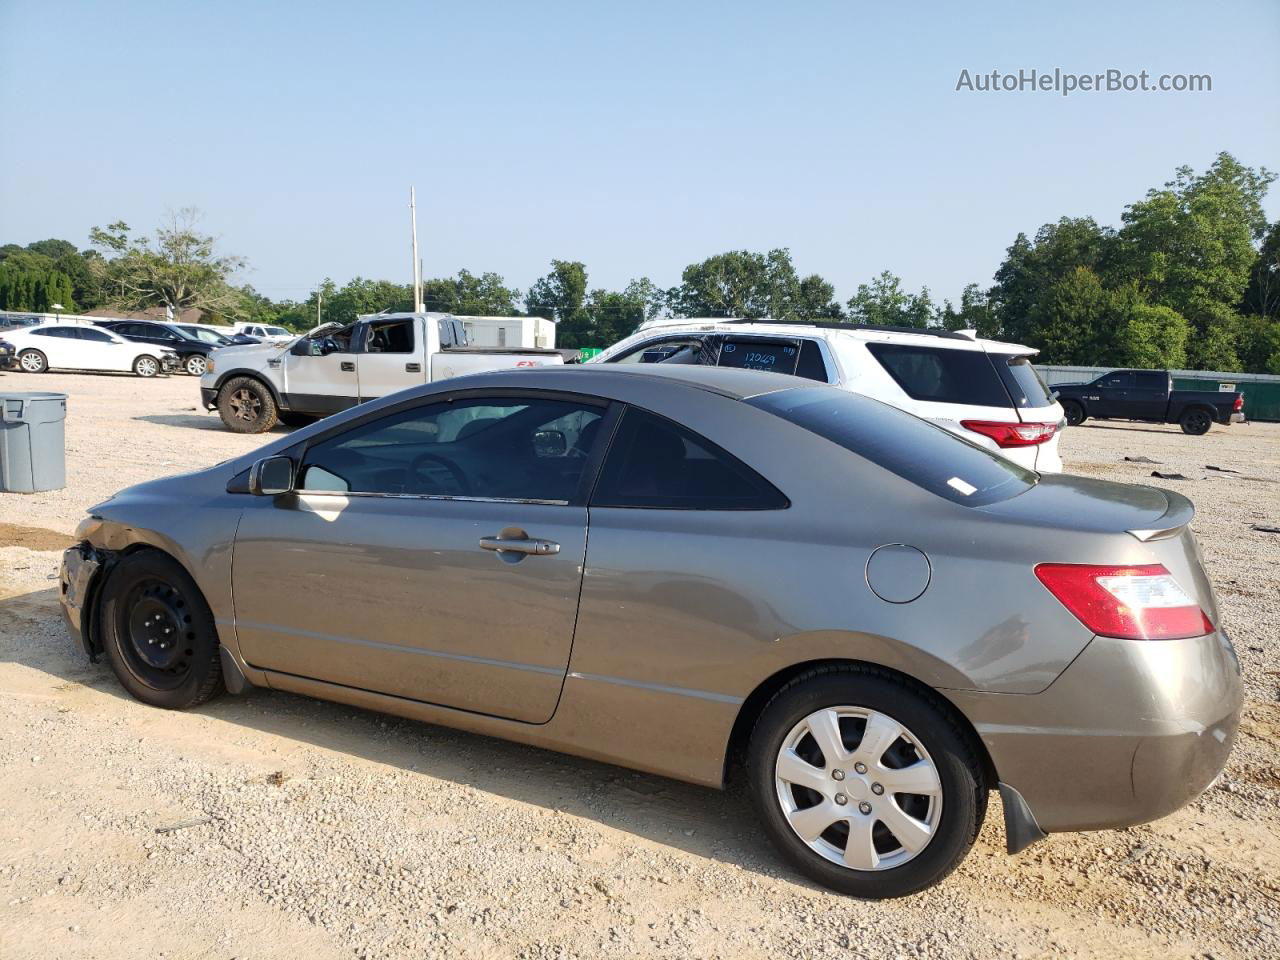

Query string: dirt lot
2 371 1278 960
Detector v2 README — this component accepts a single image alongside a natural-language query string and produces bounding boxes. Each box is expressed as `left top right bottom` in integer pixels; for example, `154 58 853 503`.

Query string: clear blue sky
2 0 1278 307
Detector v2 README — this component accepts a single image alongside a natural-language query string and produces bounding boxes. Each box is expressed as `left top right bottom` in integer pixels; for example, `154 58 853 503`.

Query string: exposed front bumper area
59 543 104 660
950 629 1242 835
200 386 218 410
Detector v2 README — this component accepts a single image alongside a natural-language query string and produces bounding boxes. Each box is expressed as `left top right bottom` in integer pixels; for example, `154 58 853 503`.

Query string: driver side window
297 395 605 503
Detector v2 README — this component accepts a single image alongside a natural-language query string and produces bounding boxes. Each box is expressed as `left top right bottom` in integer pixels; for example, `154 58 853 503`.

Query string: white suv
591 319 1065 472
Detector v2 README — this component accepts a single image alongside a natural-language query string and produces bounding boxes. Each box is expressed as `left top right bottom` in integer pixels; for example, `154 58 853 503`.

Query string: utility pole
317 287 323 326
410 187 424 312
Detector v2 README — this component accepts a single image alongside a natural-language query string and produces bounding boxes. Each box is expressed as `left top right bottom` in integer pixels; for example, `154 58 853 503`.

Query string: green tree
794 274 843 319
90 209 246 319
939 283 998 337
667 248 807 319
422 269 520 315
845 271 935 328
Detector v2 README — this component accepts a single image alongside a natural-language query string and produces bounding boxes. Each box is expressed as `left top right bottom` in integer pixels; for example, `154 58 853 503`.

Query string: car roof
415 363 819 402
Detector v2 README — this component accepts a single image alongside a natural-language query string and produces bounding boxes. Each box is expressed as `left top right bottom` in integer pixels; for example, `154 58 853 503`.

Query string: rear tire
748 667 985 898
134 355 160 378
1062 400 1085 426
18 349 47 373
1179 408 1212 435
217 376 278 433
100 550 223 709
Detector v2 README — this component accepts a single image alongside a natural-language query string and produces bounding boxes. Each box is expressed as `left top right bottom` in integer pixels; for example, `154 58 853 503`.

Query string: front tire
1179 408 1212 435
216 376 279 433
134 355 160 378
100 550 223 709
1062 400 1085 426
18 349 47 373
184 354 208 376
748 667 985 898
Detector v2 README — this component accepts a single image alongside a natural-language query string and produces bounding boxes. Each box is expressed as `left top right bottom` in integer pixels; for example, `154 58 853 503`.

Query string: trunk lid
976 473 1180 535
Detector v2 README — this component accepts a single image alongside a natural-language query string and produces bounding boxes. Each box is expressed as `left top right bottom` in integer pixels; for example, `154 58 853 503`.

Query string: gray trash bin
0 392 67 493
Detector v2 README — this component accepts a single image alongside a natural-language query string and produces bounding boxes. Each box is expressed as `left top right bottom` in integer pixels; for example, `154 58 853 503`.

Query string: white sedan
4 323 180 377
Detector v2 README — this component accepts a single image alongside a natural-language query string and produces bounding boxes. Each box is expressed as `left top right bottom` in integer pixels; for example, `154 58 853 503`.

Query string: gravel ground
1 371 1278 959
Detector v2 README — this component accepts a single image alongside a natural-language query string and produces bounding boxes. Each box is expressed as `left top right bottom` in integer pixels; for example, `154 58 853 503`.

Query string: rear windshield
866 343 1011 407
747 387 1038 506
997 356 1055 408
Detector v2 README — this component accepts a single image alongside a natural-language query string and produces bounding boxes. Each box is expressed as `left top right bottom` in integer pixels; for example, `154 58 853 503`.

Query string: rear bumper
948 629 1242 834
1229 411 1245 424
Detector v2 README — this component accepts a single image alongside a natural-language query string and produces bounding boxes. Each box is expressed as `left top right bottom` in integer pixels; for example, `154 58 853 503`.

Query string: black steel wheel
101 550 223 709
1062 401 1085 427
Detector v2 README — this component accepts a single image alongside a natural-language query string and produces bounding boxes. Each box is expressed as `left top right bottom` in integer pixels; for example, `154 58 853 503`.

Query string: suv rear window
747 387 1037 506
866 343 1011 407
996 356 1055 408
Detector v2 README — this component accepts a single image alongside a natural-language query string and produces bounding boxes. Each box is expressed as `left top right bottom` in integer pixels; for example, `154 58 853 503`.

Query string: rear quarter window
866 343 1011 407
747 387 1038 506
997 356 1056 408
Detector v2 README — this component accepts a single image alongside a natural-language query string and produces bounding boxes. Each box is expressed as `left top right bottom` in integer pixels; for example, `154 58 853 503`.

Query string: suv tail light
1034 563 1214 640
961 419 1058 448
1233 393 1244 411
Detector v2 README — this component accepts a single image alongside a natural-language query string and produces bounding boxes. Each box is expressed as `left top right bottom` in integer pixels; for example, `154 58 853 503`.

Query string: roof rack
720 319 971 340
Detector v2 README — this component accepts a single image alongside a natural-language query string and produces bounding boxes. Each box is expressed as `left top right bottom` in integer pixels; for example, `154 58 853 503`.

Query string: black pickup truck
1053 369 1245 435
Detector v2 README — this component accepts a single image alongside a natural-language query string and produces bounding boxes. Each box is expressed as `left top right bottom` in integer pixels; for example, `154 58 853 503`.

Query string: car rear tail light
1034 563 1214 640
961 419 1058 448
1233 393 1244 411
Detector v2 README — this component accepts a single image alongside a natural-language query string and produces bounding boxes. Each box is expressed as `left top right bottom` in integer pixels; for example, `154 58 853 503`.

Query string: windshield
748 387 1038 506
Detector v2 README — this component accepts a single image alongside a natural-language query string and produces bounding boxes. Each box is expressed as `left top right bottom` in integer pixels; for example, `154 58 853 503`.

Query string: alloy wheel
228 388 261 422
136 357 159 377
19 352 44 372
774 706 942 871
186 355 207 376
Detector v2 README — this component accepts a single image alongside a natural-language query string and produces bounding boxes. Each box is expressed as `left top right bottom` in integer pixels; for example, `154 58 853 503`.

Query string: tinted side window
1136 372 1166 390
77 328 113 342
592 407 787 510
367 320 414 354
298 396 604 502
748 387 1037 507
1098 372 1135 389
611 337 708 365
866 343 1011 407
795 340 829 381
996 355 1055 408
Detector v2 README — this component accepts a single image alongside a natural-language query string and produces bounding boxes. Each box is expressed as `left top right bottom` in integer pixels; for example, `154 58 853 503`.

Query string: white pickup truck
201 312 564 433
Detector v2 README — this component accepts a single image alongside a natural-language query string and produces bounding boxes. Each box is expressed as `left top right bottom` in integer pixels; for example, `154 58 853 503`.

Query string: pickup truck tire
217 376 279 433
100 549 224 709
1062 400 1086 426
17 349 47 373
1179 408 1213 436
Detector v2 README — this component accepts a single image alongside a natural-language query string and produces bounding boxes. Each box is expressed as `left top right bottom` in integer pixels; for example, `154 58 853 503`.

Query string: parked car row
0 319 267 378
60 363 1242 899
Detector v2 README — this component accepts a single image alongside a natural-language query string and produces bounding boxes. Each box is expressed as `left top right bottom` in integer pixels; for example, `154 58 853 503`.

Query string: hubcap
774 707 942 872
228 388 260 422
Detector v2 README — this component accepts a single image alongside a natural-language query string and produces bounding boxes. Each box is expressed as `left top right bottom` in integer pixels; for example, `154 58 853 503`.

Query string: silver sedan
60 365 1241 897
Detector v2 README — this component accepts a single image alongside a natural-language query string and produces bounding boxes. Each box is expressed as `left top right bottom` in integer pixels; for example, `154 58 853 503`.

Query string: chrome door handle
479 536 560 556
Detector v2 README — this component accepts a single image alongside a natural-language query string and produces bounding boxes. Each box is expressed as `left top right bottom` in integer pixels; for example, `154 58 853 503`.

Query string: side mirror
249 456 295 496
533 429 567 457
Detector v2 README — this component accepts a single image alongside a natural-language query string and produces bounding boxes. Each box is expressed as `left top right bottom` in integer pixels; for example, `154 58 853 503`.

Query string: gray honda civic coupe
59 365 1241 898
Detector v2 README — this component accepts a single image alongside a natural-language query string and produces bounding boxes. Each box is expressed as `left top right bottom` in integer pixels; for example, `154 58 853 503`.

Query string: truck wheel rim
1188 412 1209 431
20 353 42 371
228 388 261 421
774 707 942 872
187 356 206 375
